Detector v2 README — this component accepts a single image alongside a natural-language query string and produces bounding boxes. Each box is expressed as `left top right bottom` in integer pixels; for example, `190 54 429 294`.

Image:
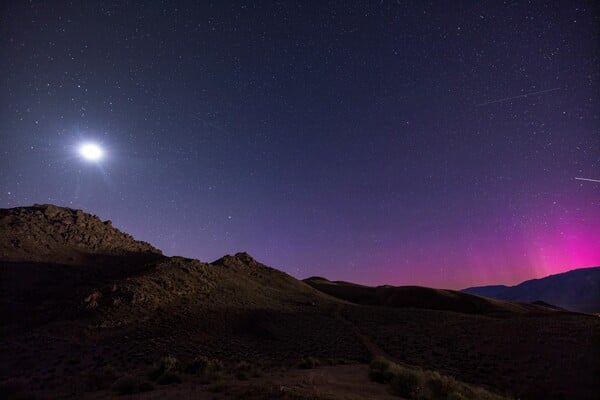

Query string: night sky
1 1 598 289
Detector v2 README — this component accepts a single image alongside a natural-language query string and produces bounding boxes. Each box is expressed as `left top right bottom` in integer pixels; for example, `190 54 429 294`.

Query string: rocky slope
0 204 161 264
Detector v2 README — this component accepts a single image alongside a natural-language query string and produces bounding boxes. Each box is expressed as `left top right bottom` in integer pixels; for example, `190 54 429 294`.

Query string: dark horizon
1 1 598 290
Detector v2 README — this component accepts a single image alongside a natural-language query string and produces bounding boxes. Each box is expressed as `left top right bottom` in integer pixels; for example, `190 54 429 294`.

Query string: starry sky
1 1 598 289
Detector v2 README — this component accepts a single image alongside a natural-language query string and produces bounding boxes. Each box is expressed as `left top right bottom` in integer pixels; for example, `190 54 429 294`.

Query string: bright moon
79 143 104 161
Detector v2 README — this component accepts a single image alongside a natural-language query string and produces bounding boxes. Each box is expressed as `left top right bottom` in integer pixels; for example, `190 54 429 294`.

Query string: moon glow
79 143 104 161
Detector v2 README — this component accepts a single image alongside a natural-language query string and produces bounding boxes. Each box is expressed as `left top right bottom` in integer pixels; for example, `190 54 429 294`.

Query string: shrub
298 356 318 369
185 356 224 383
389 369 423 398
234 361 251 380
148 356 182 385
368 357 394 383
425 371 462 398
160 356 179 371
368 357 509 400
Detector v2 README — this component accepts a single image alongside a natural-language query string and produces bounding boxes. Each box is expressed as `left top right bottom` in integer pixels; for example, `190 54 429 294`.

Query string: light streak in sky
574 177 600 183
476 87 562 107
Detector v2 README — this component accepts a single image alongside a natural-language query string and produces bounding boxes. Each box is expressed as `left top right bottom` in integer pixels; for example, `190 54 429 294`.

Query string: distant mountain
463 267 600 313
303 277 558 315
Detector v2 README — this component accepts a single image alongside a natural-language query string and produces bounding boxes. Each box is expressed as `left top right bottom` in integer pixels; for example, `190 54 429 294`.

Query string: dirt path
332 304 394 361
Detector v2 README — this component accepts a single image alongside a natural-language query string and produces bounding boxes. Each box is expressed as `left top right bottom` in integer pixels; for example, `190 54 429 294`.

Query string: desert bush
159 356 179 371
389 369 423 398
425 371 463 398
148 356 182 385
232 360 262 380
368 358 508 400
298 356 318 369
234 360 251 380
368 357 395 383
185 355 224 383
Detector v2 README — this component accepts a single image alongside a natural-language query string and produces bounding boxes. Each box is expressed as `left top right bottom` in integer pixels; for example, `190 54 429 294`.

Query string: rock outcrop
211 252 263 268
0 204 162 263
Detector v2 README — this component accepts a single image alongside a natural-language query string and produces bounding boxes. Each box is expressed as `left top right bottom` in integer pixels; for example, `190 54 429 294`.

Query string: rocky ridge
0 204 161 263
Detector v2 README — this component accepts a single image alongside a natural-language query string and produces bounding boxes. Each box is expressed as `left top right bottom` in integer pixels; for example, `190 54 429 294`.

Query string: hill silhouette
463 267 600 313
303 277 558 314
1 205 598 399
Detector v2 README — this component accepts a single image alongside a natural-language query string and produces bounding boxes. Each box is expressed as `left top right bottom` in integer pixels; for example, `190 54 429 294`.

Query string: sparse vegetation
185 356 224 383
148 356 182 385
232 360 263 380
368 357 508 399
389 368 422 398
368 357 397 383
234 360 252 380
298 356 319 369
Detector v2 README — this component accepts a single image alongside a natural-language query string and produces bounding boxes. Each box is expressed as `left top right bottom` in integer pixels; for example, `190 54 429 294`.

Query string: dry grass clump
234 360 263 380
369 357 509 399
185 355 224 383
234 361 251 380
298 356 319 369
148 356 182 385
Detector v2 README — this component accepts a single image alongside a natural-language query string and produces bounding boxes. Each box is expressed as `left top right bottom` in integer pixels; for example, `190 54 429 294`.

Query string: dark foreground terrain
1 205 599 399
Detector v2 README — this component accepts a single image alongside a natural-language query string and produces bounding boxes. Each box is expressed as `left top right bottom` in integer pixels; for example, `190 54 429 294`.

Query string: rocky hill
0 204 161 264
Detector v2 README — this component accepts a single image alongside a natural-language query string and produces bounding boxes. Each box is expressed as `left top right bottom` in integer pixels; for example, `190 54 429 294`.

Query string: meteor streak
575 177 600 183
476 87 562 107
